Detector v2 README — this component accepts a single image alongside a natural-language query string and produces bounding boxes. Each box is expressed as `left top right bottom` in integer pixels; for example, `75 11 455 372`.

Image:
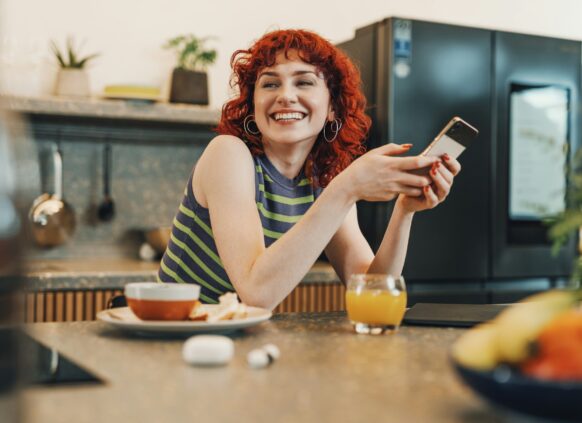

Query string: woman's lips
269 112 307 126
273 118 303 125
270 111 306 122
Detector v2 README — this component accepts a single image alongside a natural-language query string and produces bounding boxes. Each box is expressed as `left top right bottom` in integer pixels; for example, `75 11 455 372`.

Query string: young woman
158 29 461 309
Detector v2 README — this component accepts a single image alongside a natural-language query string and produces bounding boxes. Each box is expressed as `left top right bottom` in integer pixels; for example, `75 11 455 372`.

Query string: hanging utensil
97 142 115 222
29 143 76 247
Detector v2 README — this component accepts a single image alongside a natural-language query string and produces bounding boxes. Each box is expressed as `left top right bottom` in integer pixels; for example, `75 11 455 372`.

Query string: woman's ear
327 106 335 122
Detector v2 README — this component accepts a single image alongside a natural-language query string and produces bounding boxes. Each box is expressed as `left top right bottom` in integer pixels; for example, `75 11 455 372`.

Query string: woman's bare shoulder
193 135 256 206
207 134 251 153
197 135 253 169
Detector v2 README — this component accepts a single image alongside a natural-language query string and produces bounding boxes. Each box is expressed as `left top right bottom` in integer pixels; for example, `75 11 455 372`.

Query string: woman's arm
199 136 353 309
197 137 436 309
365 202 414 275
326 154 462 280
322 203 413 281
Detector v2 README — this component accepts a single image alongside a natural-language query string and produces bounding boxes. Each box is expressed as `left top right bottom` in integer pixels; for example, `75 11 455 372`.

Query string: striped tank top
158 153 322 304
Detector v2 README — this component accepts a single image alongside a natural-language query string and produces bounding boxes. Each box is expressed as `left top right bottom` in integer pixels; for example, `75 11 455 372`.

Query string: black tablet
403 303 507 328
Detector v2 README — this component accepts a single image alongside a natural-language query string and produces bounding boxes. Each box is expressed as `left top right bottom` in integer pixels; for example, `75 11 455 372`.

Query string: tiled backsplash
29 139 205 259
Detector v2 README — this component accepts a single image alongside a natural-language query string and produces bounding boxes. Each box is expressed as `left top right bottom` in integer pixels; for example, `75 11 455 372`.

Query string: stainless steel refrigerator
338 18 581 297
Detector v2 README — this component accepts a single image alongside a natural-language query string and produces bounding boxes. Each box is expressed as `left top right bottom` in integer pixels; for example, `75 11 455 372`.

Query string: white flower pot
54 69 90 97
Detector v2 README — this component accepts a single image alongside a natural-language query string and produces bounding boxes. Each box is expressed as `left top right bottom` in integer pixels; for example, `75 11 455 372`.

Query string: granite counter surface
23 312 500 423
20 259 341 291
1 95 220 124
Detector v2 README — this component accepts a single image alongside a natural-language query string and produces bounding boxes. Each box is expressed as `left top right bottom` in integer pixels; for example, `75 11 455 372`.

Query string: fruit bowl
453 360 582 422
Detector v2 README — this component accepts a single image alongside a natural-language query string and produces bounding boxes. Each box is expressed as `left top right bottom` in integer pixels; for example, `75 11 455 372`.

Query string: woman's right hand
336 143 440 202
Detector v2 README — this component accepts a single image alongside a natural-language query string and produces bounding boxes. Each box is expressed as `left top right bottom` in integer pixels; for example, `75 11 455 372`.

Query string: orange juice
346 289 407 326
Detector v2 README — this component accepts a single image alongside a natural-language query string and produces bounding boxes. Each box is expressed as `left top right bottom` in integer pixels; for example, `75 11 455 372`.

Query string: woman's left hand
396 153 461 213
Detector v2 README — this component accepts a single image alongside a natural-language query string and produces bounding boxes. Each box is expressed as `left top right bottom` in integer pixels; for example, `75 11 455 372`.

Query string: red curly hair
216 29 371 188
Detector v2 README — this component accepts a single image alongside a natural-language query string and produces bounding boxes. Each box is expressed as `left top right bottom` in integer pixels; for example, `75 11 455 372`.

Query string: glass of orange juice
345 274 407 335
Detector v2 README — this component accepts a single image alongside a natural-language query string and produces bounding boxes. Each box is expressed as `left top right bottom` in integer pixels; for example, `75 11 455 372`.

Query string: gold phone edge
421 117 458 156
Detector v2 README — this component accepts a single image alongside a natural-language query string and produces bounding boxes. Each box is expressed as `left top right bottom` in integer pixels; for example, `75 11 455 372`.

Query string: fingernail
436 162 440 168
443 153 450 161
401 143 413 148
423 186 429 192
431 168 436 175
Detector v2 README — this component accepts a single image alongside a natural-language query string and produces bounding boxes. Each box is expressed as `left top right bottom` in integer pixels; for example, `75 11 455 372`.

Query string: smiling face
253 51 334 150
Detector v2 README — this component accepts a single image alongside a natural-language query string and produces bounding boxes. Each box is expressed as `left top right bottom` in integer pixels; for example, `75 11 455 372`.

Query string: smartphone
421 116 479 159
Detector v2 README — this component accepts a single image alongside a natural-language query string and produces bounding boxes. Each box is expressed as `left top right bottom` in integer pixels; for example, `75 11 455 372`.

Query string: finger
430 163 450 198
422 184 440 207
398 155 440 170
442 153 461 176
374 143 413 156
398 186 423 197
398 172 432 188
436 161 454 184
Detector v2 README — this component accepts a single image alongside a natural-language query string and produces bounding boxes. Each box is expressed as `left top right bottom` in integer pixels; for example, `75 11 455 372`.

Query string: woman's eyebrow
293 70 318 76
257 70 319 79
257 71 278 79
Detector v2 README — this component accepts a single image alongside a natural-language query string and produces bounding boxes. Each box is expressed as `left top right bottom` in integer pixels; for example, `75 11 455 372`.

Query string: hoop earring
243 115 261 136
323 118 342 143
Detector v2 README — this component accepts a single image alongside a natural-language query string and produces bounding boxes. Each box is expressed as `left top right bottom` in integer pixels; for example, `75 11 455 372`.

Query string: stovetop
22 334 103 387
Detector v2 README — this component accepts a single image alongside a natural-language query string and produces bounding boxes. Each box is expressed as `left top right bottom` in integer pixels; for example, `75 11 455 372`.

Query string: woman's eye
261 81 279 88
297 79 315 87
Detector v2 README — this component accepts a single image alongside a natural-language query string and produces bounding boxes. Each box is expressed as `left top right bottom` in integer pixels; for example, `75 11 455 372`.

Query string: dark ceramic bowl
453 360 582 422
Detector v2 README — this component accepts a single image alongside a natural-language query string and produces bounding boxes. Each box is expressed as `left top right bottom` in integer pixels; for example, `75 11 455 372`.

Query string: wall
29 136 204 259
1 0 581 107
4 0 582 260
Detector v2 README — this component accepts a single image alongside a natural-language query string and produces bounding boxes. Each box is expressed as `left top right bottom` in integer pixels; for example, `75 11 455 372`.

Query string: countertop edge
17 262 341 291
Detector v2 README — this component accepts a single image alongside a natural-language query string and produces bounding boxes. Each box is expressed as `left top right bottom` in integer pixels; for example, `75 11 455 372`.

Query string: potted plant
51 37 99 97
548 148 582 286
164 34 217 105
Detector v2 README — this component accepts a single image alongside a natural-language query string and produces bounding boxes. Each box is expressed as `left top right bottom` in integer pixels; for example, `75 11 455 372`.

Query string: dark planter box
169 68 209 105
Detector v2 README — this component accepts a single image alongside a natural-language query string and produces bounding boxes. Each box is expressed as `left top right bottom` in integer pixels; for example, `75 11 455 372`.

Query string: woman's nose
276 83 297 104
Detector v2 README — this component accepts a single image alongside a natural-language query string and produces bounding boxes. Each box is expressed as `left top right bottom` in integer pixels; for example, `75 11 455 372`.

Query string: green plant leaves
163 34 217 71
50 41 66 68
50 37 99 69
547 147 582 284
199 50 217 66
548 210 582 255
77 54 100 69
67 37 77 69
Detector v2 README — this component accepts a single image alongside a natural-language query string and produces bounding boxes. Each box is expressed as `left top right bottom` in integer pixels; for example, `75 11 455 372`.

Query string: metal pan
29 143 76 247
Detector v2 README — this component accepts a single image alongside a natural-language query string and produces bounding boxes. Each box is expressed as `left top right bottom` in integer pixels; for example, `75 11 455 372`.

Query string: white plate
97 306 272 335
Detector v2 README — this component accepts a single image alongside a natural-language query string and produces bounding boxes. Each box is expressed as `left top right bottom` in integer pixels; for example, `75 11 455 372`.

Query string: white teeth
274 112 304 121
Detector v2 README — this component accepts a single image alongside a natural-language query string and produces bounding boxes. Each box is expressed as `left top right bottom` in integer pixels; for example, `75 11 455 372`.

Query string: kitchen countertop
23 312 500 423
20 259 341 291
1 95 220 125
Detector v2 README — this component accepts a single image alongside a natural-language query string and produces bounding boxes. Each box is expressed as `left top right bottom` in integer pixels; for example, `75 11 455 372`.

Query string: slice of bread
188 293 249 322
188 302 208 321
207 302 239 322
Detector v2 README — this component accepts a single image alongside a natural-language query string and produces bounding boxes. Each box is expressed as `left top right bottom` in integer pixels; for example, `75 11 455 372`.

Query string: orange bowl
124 282 200 321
